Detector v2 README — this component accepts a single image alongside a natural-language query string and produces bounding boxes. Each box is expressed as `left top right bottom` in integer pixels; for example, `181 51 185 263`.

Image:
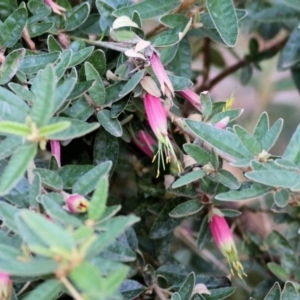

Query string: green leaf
0 202 19 233
197 214 211 251
253 111 269 142
64 3 90 31
97 109 123 137
93 129 119 173
278 27 300 70
54 76 77 112
212 169 240 189
69 262 104 297
183 144 210 165
172 170 206 189
55 50 72 80
40 194 82 227
29 173 41 207
47 35 62 52
220 208 241 217
0 136 22 160
113 0 181 19
169 74 193 91
169 199 203 218
206 0 238 47
27 0 51 23
0 143 37 196
274 189 290 207
245 170 300 188
159 44 179 65
282 124 300 167
258 118 283 151
63 97 94 121
234 125 261 155
8 83 35 103
68 46 94 67
0 252 59 276
28 22 53 38
19 52 60 74
120 280 146 300
171 293 182 300
160 14 190 28
167 36 192 78
68 80 94 100
185 120 251 159
201 91 213 118
33 168 63 190
0 6 27 47
88 176 109 221
150 201 182 239
18 210 76 252
72 161 112 196
254 5 299 23
119 70 145 97
0 87 29 122
179 272 195 300
84 62 106 106
281 281 300 300
0 49 25 85
202 287 235 300
39 121 71 137
22 279 64 300
87 215 140 256
216 183 273 201
283 0 300 10
30 64 55 127
267 263 289 282
86 49 106 76
105 81 127 105
264 283 281 300
0 121 30 136
48 117 100 140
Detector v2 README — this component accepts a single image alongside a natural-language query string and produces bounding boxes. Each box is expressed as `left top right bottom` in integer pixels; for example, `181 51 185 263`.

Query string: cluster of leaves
1 0 300 299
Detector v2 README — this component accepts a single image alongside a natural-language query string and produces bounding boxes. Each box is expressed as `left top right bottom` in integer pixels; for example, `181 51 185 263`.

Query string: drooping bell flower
149 52 174 100
44 0 66 15
178 89 202 112
65 194 89 213
0 272 12 300
143 92 179 177
50 140 61 167
208 207 246 279
132 130 156 158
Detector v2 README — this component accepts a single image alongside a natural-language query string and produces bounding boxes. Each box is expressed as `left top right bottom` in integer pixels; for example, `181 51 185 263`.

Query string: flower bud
209 208 246 279
213 116 230 129
0 272 12 300
65 194 89 213
178 89 202 112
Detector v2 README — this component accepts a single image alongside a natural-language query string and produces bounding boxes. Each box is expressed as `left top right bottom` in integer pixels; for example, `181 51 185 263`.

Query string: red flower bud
65 194 89 213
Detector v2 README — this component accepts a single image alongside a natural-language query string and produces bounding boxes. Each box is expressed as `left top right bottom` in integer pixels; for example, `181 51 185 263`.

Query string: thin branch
59 276 84 300
195 36 288 93
202 37 211 87
153 284 168 300
69 36 131 53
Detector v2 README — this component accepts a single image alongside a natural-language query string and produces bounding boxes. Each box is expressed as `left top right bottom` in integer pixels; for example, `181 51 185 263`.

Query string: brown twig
195 36 288 93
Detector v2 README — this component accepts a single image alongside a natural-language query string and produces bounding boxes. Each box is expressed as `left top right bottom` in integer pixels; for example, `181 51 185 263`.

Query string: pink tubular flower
44 0 66 15
178 90 202 111
65 194 89 213
50 140 61 167
209 208 246 279
149 53 174 100
132 130 156 158
213 116 230 129
143 93 179 176
0 272 12 300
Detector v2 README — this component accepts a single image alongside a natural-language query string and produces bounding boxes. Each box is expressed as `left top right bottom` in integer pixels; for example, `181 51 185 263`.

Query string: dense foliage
1 0 300 299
